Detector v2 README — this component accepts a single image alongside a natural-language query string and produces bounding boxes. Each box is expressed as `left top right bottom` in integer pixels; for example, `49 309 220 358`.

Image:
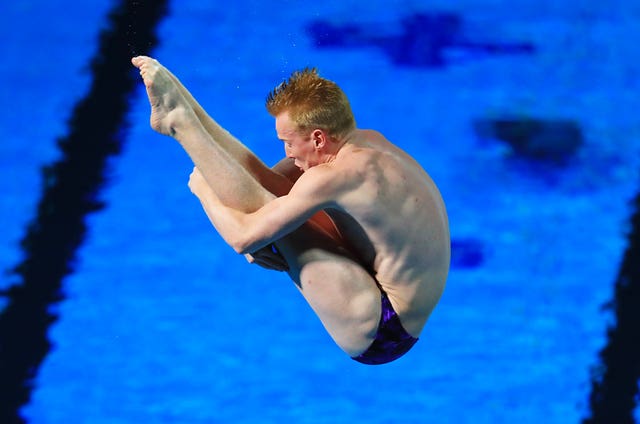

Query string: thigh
275 224 382 356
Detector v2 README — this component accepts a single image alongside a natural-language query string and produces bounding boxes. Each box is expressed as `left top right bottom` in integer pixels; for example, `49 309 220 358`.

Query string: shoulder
294 162 348 190
290 161 362 203
357 129 391 147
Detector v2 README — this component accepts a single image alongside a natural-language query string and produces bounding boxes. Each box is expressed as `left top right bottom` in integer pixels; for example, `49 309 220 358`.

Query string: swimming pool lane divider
584 187 640 423
0 1 168 422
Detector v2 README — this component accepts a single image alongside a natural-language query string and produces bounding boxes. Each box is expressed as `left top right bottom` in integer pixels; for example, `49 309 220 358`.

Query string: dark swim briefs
351 287 418 365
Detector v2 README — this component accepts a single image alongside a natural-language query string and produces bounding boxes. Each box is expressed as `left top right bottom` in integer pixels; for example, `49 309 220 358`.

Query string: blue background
1 0 639 422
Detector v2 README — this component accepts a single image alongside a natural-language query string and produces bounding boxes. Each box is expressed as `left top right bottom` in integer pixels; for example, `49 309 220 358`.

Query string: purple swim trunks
351 288 418 365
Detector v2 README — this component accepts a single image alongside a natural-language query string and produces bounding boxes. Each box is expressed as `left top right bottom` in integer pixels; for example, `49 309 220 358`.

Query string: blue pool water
2 0 640 422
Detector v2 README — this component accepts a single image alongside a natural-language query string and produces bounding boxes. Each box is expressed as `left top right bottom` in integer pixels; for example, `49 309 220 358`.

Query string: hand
188 166 208 196
245 244 289 272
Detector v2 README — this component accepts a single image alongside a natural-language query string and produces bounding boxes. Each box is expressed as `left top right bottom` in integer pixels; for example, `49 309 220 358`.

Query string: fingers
187 167 200 194
188 167 200 184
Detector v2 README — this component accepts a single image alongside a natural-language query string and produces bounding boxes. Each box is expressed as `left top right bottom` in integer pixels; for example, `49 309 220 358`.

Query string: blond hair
266 68 356 138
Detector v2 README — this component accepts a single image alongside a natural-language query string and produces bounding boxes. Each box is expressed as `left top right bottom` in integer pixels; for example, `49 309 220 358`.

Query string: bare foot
164 66 201 112
131 56 194 136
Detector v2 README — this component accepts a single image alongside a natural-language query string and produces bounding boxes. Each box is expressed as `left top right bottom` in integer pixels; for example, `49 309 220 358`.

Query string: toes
132 55 154 68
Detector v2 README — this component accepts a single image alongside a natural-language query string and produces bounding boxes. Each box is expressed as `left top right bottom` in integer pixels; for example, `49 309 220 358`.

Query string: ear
312 129 326 149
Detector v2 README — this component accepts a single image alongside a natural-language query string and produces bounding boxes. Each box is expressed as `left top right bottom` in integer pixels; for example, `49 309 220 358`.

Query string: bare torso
322 129 450 336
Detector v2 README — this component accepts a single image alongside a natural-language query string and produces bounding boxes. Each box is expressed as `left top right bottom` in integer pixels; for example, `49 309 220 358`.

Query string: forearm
196 188 272 255
188 166 321 255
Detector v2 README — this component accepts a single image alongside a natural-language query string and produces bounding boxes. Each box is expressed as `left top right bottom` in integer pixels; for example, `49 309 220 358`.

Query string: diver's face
275 112 318 171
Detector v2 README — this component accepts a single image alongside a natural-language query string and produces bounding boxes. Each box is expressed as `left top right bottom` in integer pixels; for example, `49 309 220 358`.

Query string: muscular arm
190 165 340 254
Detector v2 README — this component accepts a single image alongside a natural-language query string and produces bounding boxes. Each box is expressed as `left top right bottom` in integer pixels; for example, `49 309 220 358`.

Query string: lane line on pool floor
585 188 640 423
0 1 168 422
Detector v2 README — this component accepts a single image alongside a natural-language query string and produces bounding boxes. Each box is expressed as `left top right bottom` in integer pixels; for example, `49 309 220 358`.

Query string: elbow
234 245 252 256
229 234 253 255
229 238 248 255
226 217 272 255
